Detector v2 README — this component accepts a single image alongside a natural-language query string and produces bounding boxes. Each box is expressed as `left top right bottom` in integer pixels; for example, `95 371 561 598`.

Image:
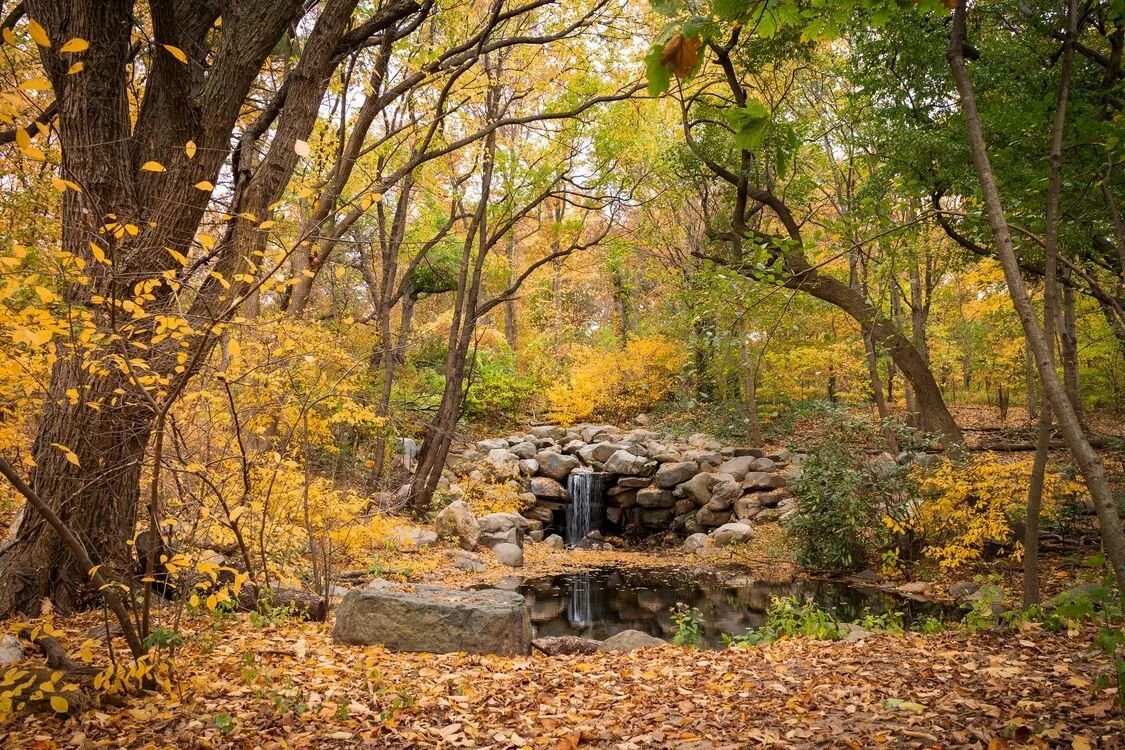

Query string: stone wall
441 423 804 542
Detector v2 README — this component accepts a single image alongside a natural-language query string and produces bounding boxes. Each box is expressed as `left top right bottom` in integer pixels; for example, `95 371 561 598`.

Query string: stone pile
439 423 804 548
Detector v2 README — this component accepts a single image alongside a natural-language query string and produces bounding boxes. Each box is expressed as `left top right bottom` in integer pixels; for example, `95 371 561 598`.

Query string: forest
0 0 1122 746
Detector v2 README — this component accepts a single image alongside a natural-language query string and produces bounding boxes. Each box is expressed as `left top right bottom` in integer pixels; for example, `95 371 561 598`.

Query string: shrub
461 349 538 423
547 337 686 424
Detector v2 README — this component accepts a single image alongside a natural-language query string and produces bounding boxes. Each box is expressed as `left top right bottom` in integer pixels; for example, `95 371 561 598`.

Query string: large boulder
680 472 720 506
733 495 763 521
530 476 570 501
717 455 760 481
509 441 538 459
602 450 656 477
333 580 531 655
0 635 24 667
599 629 666 652
683 532 710 554
696 506 731 527
640 508 676 526
636 486 676 509
434 501 480 550
493 542 524 567
522 504 554 523
530 425 566 440
477 512 529 548
654 461 700 488
535 451 580 480
518 458 539 477
451 550 486 572
484 449 521 481
711 522 754 546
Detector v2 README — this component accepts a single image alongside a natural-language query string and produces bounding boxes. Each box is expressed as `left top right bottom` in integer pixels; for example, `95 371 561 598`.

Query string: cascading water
565 470 606 545
566 571 597 630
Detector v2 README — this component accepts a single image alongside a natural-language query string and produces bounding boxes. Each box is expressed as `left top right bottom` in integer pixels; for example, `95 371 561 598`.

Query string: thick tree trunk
949 0 1125 592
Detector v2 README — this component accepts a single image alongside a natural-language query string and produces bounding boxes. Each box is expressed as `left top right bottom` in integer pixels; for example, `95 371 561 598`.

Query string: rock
333 580 531 655
602 449 656 477
717 455 760 481
618 477 652 488
532 636 601 655
742 472 786 490
530 425 566 440
731 447 765 458
636 486 676 508
493 543 524 567
680 472 720 506
640 509 676 526
561 440 587 455
684 449 724 468
634 413 650 426
544 534 565 549
896 581 933 596
696 507 731 527
522 504 554 523
839 623 872 642
766 448 791 462
434 501 480 550
866 452 898 480
530 476 570 501
527 529 544 542
476 438 508 452
674 498 696 515
394 527 438 549
757 488 790 508
581 424 620 443
683 532 710 554
703 475 741 512
484 449 521 481
452 550 486 572
598 629 666 652
1049 582 1109 607
477 512 528 549
733 496 762 521
711 522 753 546
654 461 700 488
509 441 537 459
609 489 638 508
518 458 539 476
535 451 581 480
0 635 24 666
948 581 981 599
748 457 776 472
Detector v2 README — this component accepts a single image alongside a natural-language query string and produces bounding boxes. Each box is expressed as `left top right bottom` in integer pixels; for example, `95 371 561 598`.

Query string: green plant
671 604 705 649
916 617 945 635
859 609 905 634
961 582 1006 633
142 626 185 651
213 713 234 735
764 596 843 640
248 598 298 628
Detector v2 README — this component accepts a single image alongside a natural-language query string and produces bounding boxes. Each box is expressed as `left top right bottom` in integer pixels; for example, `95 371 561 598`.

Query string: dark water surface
501 566 954 648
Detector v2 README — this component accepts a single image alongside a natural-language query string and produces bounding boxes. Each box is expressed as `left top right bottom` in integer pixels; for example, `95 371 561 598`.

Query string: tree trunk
737 317 763 446
1059 275 1081 417
504 232 518 350
949 0 1125 592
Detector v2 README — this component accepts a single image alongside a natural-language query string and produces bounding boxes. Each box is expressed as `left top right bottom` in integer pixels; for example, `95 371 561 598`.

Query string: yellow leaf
140 161 165 173
27 18 50 48
59 37 89 53
15 127 30 149
197 234 215 250
67 61 84 75
189 593 199 608
50 444 80 467
259 220 275 230
184 140 197 159
165 247 188 265
18 77 51 91
162 44 187 63
205 593 217 610
35 286 57 303
194 180 214 191
1 27 15 45
49 695 68 713
89 242 108 264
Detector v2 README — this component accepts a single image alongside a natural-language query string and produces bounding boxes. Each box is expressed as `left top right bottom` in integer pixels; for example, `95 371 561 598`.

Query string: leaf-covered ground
2 606 1120 748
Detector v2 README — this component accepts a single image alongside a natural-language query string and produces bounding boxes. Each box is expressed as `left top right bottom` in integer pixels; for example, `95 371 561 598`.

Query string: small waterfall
565 470 606 545
567 571 596 631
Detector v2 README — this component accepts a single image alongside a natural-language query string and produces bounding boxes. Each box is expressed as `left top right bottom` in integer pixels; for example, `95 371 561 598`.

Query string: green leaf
651 0 679 17
713 0 746 21
645 45 672 96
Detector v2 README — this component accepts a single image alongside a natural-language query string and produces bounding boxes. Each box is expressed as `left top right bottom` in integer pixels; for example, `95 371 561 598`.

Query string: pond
503 566 956 648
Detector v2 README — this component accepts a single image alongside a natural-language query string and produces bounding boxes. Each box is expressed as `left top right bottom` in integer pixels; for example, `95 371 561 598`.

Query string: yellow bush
889 455 1086 571
547 337 686 424
459 480 530 515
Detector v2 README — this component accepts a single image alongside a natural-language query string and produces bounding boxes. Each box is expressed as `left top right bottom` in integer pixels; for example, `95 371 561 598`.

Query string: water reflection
514 567 954 648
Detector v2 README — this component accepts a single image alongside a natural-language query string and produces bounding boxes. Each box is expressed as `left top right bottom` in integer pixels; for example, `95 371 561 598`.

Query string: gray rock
395 527 438 549
588 442 629 463
530 476 570 501
674 498 696 515
493 542 524 567
757 489 791 508
509 441 538 459
731 447 765 458
530 425 566 440
839 623 872 642
476 438 508 452
535 451 581 480
599 629 666 652
696 506 731 527
434 501 479 548
532 636 600 655
602 449 656 477
703 475 741 511
654 461 700 488
749 457 776 472
334 581 530 655
636 486 676 509
640 508 676 526
522 504 554 523
544 534 565 549
743 472 786 491
518 458 539 476
452 550 486 572
680 472 720 506
0 635 24 666
484 449 521 481
618 477 652 488
581 424 620 442
733 495 762 521
561 440 587 455
477 512 528 549
685 449 724 467
717 455 760 481
711 522 754 546
683 532 710 554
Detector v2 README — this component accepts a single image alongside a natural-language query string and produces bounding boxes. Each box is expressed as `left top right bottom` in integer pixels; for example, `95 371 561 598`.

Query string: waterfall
567 571 596 631
565 470 605 545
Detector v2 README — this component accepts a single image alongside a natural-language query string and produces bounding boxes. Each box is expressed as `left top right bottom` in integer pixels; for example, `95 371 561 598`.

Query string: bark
504 232 518 350
948 0 1125 592
737 316 763 446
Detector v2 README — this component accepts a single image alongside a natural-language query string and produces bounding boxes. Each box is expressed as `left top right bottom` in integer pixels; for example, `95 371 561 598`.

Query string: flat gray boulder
493 542 524 567
535 451 580 480
654 461 699 488
598 629 666 652
333 580 531 655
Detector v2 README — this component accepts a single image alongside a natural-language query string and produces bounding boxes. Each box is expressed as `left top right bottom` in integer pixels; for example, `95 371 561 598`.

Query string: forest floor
1 541 1121 749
